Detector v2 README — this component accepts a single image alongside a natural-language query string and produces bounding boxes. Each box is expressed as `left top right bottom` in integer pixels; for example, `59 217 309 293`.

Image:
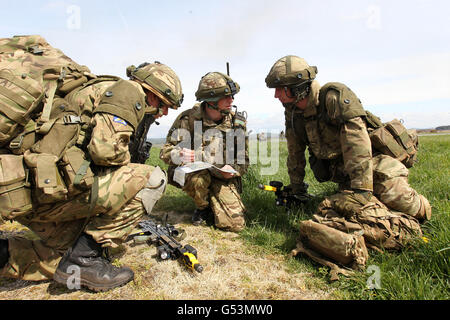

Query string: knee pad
136 166 167 215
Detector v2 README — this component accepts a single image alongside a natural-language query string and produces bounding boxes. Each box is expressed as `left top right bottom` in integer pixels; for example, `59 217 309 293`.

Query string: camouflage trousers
0 164 166 281
333 154 431 219
292 154 430 279
182 170 246 232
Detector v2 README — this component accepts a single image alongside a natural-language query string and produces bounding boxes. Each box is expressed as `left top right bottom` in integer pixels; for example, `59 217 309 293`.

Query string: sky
1 0 449 138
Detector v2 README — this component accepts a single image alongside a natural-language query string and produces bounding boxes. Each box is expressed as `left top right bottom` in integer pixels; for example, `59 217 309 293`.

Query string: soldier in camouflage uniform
160 72 249 232
265 56 431 276
0 61 183 292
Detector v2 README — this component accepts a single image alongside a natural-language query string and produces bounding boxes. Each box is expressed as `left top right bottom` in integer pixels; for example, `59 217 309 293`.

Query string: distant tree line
436 125 450 130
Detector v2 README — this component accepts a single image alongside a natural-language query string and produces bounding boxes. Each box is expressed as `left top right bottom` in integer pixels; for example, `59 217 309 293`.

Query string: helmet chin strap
282 82 311 109
206 101 230 115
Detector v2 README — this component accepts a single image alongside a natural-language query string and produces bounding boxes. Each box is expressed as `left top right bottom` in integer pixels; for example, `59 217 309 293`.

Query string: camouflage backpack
0 35 95 219
0 35 94 149
292 191 422 280
365 111 419 168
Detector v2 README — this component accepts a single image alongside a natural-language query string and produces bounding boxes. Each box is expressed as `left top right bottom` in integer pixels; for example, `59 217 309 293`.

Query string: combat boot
415 195 432 222
0 239 9 269
192 207 212 226
53 233 134 292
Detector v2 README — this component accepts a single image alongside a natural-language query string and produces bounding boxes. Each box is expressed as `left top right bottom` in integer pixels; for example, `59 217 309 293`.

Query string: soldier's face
146 91 170 118
154 105 169 119
274 87 308 110
217 95 234 111
274 87 295 104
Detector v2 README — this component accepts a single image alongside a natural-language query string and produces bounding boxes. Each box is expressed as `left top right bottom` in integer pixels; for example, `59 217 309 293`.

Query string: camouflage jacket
68 78 147 167
285 82 373 191
160 102 249 177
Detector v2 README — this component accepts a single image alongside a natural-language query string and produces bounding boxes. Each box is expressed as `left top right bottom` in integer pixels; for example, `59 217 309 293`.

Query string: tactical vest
300 82 418 168
302 82 366 160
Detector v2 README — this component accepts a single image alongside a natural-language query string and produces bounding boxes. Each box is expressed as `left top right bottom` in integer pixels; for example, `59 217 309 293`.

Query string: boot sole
53 269 133 292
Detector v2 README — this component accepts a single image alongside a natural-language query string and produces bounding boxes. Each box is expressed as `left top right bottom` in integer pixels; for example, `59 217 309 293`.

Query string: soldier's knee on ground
136 166 167 215
415 194 432 222
210 181 246 232
182 170 212 209
372 154 431 221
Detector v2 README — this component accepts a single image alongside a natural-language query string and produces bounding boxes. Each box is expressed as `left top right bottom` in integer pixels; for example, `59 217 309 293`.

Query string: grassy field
151 135 449 300
0 135 447 300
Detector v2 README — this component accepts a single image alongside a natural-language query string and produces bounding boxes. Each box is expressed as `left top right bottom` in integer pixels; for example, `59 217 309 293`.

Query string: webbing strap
0 70 41 98
0 86 32 109
39 81 58 124
0 99 28 126
88 176 99 213
73 159 91 187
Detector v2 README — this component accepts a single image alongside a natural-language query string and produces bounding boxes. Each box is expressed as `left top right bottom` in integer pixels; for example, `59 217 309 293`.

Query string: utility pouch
0 69 45 147
0 154 32 219
59 145 94 195
369 119 418 168
292 219 368 280
298 220 368 268
23 151 68 204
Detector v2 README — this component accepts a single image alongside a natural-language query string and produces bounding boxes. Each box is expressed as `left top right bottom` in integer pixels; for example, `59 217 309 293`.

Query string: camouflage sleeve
340 116 373 191
285 108 308 188
231 129 249 176
159 114 191 166
87 113 133 166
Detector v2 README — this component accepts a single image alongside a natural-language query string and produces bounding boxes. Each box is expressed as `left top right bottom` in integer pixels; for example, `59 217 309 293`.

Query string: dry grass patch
0 211 331 300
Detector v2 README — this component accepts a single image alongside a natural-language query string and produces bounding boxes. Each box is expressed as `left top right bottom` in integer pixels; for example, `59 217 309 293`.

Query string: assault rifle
258 181 312 209
129 113 159 164
127 219 203 273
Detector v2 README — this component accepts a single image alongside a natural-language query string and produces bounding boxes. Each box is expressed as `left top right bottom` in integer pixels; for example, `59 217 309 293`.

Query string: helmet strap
205 101 230 116
282 83 311 109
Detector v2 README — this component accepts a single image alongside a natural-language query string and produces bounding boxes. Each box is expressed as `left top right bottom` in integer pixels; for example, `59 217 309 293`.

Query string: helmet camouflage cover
265 55 318 88
195 72 240 102
265 55 318 103
126 61 183 109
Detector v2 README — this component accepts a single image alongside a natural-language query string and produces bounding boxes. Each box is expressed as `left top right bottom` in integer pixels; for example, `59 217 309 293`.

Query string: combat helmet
265 55 318 102
127 61 183 111
195 72 240 103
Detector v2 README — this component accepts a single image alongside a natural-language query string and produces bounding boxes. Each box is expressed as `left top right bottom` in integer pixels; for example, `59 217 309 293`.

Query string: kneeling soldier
160 72 249 232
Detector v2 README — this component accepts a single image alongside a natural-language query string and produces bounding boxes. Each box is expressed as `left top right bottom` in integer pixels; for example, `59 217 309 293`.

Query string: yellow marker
183 252 203 273
258 184 277 192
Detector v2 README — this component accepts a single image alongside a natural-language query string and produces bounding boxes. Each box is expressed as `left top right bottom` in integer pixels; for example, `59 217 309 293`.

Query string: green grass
147 135 450 300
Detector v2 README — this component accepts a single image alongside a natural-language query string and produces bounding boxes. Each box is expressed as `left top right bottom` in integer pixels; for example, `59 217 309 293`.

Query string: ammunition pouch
23 151 68 204
292 220 368 281
0 154 32 220
59 146 94 196
368 118 418 168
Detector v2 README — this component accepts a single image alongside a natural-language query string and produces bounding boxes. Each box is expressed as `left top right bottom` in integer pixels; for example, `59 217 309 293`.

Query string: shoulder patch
113 116 128 126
